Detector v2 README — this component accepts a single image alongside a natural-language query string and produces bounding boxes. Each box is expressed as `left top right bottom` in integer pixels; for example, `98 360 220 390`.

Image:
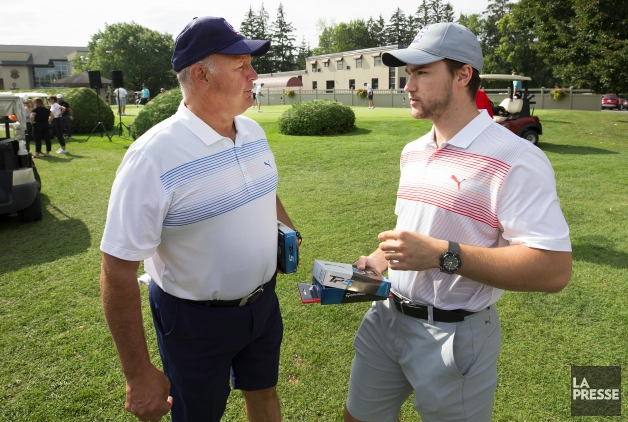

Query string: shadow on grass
540 144 619 155
338 127 372 137
0 193 91 275
572 236 628 269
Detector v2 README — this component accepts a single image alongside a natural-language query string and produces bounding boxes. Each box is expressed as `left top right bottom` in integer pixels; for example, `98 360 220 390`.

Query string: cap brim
382 48 443 68
218 39 270 57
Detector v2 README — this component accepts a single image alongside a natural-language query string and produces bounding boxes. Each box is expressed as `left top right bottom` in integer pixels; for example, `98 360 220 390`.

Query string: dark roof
0 45 88 66
52 72 112 86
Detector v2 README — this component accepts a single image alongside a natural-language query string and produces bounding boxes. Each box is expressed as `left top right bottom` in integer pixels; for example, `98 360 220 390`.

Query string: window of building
389 67 396 89
399 77 406 90
326 80 335 90
337 60 343 70
32 60 69 88
356 58 362 68
312 81 317 90
349 79 355 89
324 61 330 67
312 63 317 72
374 56 381 67
371 78 379 90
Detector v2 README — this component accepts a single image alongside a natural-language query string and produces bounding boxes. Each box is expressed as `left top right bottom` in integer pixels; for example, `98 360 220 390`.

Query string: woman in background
23 99 34 152
30 98 52 158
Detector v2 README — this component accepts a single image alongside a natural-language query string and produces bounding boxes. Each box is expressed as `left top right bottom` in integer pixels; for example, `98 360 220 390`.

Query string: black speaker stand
86 88 112 142
114 98 129 137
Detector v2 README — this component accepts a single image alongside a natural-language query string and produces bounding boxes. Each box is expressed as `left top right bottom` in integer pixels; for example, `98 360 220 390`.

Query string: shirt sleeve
100 148 169 261
497 147 571 252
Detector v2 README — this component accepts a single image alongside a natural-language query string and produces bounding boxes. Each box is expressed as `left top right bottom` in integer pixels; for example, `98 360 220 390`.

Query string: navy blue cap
172 16 270 72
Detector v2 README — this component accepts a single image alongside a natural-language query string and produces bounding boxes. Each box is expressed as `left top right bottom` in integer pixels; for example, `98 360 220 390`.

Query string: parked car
0 93 42 222
601 94 627 110
480 74 543 145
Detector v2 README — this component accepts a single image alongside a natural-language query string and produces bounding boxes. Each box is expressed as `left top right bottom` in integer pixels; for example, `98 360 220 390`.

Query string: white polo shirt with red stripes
391 110 571 311
100 101 278 301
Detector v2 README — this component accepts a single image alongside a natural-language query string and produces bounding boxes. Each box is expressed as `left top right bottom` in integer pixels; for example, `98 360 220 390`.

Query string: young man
47 96 67 154
100 16 298 422
255 82 265 112
56 94 73 138
113 86 128 115
343 22 572 422
364 82 374 109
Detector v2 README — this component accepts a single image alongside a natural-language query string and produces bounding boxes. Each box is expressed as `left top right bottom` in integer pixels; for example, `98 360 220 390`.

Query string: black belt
186 282 269 307
392 292 478 323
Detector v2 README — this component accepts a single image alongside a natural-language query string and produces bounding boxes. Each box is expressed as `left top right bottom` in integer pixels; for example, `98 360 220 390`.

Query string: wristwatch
439 241 461 274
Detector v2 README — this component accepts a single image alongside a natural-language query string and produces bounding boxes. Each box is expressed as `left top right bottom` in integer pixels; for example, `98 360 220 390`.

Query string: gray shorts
116 97 127 107
346 299 501 422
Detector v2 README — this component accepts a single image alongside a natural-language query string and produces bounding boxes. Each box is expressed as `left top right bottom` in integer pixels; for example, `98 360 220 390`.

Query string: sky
2 0 490 48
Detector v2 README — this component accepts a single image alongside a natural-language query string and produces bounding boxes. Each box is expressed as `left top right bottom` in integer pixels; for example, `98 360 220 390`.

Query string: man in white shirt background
113 86 128 115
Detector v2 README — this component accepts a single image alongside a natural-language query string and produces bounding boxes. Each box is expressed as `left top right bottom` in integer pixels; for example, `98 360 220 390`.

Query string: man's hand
354 254 388 274
377 230 447 272
125 364 173 422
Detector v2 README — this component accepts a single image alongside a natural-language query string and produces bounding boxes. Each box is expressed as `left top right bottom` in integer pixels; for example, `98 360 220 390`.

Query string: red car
601 94 627 110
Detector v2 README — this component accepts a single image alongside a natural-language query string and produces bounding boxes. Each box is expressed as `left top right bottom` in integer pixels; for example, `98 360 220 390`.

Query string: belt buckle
239 284 264 306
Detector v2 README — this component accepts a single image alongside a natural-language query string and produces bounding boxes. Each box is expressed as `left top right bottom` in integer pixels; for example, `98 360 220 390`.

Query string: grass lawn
1 105 627 421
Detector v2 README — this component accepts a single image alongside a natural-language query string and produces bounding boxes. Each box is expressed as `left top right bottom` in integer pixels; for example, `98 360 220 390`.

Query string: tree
82 22 176 96
386 8 406 45
404 14 418 45
251 3 273 74
296 37 312 69
415 0 432 27
515 0 628 93
270 3 297 72
240 6 256 39
369 14 388 47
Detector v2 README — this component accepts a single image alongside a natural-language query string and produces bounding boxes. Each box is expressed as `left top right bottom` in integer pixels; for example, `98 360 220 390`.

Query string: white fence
257 88 602 111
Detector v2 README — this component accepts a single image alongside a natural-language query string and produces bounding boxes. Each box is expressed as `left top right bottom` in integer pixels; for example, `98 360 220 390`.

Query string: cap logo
412 26 430 44
223 19 238 34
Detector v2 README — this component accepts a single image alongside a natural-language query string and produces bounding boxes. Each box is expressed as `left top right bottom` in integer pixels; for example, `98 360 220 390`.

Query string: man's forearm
100 254 153 378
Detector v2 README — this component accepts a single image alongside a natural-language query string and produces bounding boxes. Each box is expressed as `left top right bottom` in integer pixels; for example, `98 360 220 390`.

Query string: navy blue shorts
149 275 283 422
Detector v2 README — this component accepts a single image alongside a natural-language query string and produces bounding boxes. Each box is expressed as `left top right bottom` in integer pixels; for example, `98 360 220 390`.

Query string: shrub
63 88 114 133
356 89 367 99
277 99 356 136
131 87 183 139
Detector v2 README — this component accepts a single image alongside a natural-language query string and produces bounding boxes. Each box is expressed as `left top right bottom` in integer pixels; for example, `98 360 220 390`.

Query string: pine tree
270 3 297 72
296 37 312 70
251 3 273 74
370 14 387 46
415 0 431 27
404 13 418 45
240 7 256 39
386 8 406 45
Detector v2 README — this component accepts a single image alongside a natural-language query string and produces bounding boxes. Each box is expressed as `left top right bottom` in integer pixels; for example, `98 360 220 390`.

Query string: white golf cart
0 93 42 222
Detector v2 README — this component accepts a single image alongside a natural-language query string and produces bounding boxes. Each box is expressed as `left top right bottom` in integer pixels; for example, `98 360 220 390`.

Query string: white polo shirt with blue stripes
101 101 278 301
391 111 571 311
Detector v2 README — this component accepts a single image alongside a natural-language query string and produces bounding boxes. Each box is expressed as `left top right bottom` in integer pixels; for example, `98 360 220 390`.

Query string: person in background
365 82 374 109
475 89 494 118
160 88 167 95
140 84 150 105
29 98 51 158
47 96 67 154
512 71 522 99
255 82 265 112
57 94 73 139
23 99 34 152
252 82 257 107
99 15 299 422
113 86 128 116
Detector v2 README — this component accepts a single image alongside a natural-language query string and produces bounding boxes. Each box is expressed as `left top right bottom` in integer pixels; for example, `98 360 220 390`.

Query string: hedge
277 100 356 136
131 88 183 140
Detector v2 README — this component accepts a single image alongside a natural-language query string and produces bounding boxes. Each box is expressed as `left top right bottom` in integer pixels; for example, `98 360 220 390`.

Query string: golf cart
480 74 542 145
0 93 42 222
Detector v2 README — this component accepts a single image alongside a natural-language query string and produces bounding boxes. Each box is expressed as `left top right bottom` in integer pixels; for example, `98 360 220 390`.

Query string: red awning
334 57 343 61
371 52 381 57
321 58 330 63
309 60 317 64
353 54 362 59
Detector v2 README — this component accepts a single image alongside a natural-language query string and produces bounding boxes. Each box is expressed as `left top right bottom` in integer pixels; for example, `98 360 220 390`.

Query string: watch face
443 255 460 271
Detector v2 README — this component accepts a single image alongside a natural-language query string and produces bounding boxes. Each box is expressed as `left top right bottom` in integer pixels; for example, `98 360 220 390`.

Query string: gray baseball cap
382 22 483 72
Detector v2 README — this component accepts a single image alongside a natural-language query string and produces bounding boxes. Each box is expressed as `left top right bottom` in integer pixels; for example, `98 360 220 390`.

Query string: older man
100 16 298 422
343 22 572 422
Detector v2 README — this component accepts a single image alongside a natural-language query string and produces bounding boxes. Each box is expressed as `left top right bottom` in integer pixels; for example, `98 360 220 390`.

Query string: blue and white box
277 221 298 274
